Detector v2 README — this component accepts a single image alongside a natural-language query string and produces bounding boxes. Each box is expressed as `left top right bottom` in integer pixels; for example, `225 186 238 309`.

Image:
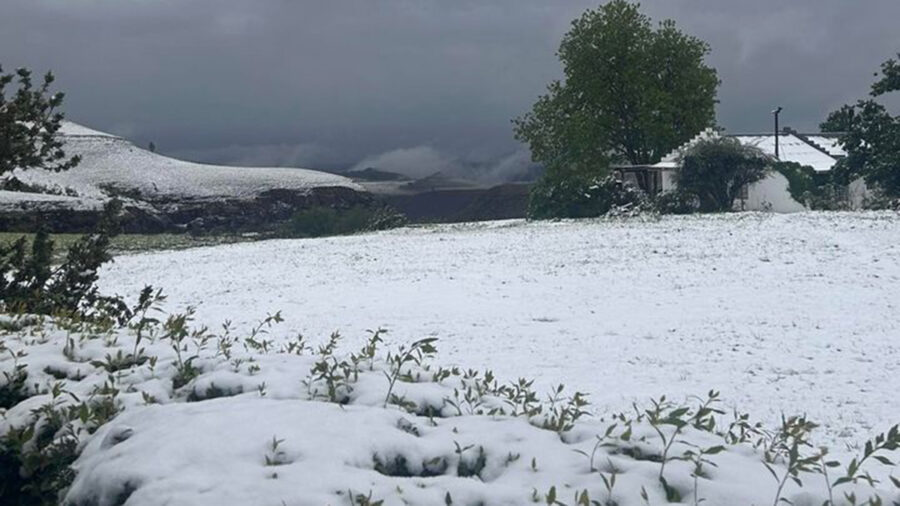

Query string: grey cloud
351 145 536 183
2 0 899 178
352 147 460 180
170 143 336 170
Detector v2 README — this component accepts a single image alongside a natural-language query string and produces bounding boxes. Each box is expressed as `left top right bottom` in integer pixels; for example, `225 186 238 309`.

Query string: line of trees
516 0 899 218
821 53 900 204
514 0 721 217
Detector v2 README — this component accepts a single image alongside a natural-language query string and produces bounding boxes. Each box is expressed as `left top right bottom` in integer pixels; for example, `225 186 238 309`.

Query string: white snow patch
12 121 361 200
0 190 105 211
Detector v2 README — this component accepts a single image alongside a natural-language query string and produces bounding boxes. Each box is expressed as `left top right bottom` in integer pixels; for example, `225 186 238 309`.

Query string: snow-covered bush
1 306 899 506
528 170 651 220
862 189 900 211
652 190 700 215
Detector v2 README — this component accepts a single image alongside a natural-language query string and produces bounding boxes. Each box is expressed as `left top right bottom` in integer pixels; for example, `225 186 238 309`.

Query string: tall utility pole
772 106 783 160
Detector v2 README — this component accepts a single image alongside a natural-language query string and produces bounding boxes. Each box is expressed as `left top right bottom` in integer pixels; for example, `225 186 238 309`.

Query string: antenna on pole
772 106 783 160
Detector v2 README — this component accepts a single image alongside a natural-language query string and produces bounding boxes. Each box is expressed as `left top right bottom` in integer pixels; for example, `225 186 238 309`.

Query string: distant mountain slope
10 121 360 201
1 122 371 233
344 167 409 182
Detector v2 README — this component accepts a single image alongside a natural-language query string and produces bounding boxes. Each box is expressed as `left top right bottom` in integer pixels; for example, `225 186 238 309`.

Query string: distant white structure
615 128 869 212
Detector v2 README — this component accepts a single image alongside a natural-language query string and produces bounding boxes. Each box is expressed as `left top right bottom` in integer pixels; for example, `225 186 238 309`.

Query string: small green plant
161 308 207 389
0 349 29 409
90 349 148 373
383 338 438 408
347 489 385 506
723 408 764 445
351 328 385 372
129 285 166 360
816 424 900 505
453 442 487 479
640 392 723 503
833 425 900 488
498 377 542 418
682 442 724 506
540 486 600 506
264 436 290 467
244 311 283 354
575 424 625 473
307 332 355 403
762 415 822 506
280 332 309 356
598 458 621 506
542 385 590 433
645 396 688 483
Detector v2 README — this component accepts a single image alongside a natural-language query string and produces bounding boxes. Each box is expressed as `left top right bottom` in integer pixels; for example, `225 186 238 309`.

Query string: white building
615 128 868 212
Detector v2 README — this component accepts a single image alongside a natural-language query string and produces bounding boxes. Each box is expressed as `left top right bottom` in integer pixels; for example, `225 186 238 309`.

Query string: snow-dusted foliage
1 309 898 506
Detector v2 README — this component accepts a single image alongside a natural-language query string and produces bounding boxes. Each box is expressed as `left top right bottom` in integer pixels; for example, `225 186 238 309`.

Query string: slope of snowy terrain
9 121 360 201
0 190 103 209
97 212 900 459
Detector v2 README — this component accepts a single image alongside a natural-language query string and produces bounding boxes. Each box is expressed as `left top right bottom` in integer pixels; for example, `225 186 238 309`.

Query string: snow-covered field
98 212 900 455
3 211 899 505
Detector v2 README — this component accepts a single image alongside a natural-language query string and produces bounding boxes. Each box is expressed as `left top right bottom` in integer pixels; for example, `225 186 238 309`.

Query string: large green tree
513 0 719 171
0 65 80 177
821 54 900 196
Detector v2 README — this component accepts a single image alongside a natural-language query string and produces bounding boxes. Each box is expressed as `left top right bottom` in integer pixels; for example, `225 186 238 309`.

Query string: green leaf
546 486 557 505
873 455 894 466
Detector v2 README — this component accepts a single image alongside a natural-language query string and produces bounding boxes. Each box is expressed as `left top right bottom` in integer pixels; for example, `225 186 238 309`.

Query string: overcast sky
2 1 899 179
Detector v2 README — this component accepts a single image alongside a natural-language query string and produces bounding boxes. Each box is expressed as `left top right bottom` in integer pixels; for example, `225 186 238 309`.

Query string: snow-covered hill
9 121 359 201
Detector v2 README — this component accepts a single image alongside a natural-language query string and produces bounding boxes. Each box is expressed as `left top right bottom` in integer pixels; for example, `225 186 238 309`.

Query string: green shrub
528 168 649 220
653 190 700 215
774 161 850 210
0 200 134 322
286 206 341 238
281 205 406 238
675 137 771 212
863 189 900 210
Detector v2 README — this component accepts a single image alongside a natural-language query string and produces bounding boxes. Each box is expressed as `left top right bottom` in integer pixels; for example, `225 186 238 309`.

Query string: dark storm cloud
2 1 899 178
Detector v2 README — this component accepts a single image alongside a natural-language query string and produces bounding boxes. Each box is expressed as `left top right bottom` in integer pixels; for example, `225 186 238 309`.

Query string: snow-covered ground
0 189 104 210
5 311 895 505
98 212 900 457
8 121 359 201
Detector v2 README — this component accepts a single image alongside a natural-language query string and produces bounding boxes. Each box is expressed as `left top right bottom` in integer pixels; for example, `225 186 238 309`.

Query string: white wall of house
659 168 807 212
661 170 677 192
848 177 868 210
738 172 806 213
